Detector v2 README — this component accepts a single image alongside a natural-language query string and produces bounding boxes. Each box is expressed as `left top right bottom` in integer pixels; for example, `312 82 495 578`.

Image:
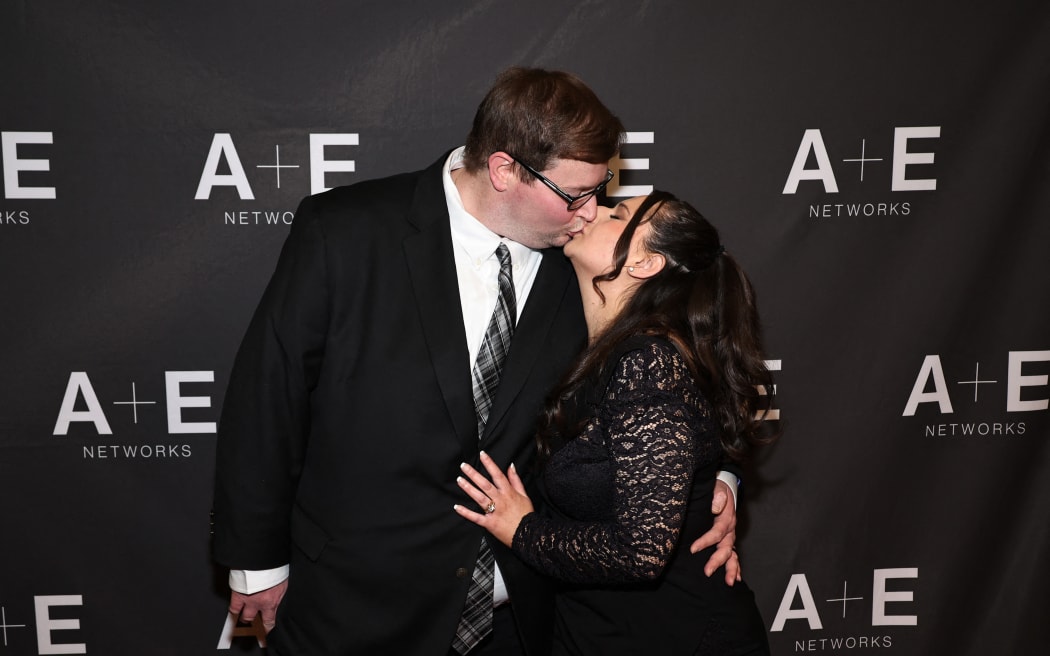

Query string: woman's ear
627 253 666 279
487 152 516 192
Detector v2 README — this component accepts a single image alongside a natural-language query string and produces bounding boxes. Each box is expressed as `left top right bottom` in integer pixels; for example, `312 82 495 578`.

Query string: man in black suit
212 67 740 655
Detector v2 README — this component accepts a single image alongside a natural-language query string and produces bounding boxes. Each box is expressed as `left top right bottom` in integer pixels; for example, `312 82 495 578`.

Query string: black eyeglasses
511 156 615 211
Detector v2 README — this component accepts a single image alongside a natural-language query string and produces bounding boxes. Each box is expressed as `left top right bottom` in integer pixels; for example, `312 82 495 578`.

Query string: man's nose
576 195 599 221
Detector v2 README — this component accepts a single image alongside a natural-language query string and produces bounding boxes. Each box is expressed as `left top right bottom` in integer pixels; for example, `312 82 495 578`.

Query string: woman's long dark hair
539 191 779 462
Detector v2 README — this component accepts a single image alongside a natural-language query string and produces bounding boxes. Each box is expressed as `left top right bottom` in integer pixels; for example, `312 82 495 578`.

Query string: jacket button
455 567 469 578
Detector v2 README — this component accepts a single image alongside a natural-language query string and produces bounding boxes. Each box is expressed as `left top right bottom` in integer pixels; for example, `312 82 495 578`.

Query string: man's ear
487 152 516 192
627 253 666 279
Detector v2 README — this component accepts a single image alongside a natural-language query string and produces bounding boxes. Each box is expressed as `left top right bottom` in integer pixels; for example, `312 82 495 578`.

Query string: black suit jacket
213 153 587 655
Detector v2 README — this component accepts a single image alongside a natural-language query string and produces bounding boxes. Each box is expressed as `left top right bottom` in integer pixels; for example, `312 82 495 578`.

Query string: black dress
512 336 769 655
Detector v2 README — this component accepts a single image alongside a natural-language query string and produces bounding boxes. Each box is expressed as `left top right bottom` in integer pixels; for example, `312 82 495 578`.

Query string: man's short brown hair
463 67 624 177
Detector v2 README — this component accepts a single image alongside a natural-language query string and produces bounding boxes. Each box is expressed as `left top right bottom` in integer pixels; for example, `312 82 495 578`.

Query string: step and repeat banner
2 2 1047 654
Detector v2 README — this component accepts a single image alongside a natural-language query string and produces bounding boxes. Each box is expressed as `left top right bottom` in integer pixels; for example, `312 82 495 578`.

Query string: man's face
504 158 611 249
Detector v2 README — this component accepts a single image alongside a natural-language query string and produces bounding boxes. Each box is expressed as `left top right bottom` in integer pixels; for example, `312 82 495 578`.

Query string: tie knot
495 242 512 269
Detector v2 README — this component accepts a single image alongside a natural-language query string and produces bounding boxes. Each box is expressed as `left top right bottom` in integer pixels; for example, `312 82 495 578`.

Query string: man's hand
689 479 741 586
229 579 289 633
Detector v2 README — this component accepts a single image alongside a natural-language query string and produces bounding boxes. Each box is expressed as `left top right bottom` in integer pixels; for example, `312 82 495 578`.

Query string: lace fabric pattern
512 336 722 584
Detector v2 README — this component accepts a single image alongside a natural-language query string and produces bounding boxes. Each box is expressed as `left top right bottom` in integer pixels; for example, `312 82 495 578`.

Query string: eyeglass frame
509 155 615 211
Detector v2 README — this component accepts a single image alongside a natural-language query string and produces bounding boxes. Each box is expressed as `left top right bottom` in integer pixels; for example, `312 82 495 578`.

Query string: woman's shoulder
602 334 692 393
611 333 682 366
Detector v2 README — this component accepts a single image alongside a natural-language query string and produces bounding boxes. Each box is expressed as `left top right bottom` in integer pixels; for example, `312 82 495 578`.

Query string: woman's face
563 195 651 277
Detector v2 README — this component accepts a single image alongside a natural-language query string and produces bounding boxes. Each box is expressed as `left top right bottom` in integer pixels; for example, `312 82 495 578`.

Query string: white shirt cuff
493 563 509 606
229 565 290 594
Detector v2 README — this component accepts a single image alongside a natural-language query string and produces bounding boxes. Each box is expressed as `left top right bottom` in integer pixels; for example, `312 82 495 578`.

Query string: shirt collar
443 147 536 265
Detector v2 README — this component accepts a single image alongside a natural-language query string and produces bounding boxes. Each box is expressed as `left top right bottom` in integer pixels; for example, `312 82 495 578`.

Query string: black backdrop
2 2 1048 654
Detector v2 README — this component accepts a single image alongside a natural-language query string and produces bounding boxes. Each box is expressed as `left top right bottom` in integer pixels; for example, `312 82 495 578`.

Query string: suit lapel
403 156 477 450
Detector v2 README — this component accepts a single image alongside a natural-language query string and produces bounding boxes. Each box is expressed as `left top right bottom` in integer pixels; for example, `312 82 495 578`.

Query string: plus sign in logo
254 144 300 190
840 139 882 183
902 350 1049 438
780 126 941 219
0 605 28 649
825 581 866 619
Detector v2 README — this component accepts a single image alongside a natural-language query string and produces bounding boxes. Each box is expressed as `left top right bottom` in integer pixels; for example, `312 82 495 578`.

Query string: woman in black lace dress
456 192 778 655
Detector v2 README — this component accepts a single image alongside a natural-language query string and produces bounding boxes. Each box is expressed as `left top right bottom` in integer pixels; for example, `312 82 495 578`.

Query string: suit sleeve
212 194 330 570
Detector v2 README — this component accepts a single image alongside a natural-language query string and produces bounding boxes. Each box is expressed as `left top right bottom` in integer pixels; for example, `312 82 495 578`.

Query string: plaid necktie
452 243 516 654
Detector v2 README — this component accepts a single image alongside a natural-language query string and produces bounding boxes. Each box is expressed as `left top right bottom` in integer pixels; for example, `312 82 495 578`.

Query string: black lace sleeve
512 339 709 584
